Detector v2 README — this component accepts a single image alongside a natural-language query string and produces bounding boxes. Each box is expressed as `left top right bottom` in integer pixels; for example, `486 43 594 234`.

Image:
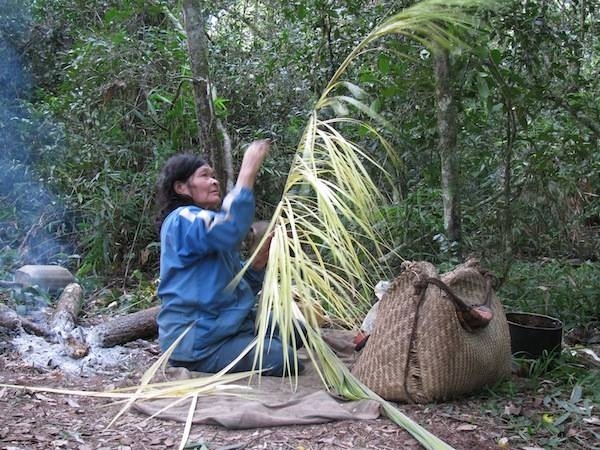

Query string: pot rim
506 311 563 331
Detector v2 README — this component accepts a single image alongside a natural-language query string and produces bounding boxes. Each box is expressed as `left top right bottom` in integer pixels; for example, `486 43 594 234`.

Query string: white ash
11 333 152 377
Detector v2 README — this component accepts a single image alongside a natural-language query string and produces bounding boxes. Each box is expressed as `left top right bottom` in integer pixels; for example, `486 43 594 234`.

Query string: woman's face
175 164 221 210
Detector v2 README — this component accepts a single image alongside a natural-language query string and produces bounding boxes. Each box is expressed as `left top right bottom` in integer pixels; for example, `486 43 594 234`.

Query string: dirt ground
0 324 598 450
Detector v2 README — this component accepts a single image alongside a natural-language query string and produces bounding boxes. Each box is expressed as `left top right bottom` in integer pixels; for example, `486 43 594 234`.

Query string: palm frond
106 325 263 430
249 1 499 449
327 0 493 90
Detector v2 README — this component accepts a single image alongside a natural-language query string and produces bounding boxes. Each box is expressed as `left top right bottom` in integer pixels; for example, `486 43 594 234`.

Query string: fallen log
88 305 159 348
50 283 84 336
0 303 49 337
46 282 90 359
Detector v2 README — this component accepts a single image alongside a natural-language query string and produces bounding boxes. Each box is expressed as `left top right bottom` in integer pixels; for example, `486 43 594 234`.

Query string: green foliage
488 349 600 449
1 0 597 299
498 259 600 329
375 188 444 261
455 0 600 262
16 0 196 279
6 285 52 316
0 2 75 270
85 270 158 315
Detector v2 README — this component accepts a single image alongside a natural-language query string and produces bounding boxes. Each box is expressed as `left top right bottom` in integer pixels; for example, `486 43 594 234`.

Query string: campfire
1 265 159 375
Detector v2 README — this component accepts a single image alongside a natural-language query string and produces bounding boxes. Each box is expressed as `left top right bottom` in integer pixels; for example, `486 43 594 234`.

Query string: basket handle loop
419 274 494 332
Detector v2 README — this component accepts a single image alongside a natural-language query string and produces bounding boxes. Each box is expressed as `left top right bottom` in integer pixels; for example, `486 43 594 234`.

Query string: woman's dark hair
155 153 208 232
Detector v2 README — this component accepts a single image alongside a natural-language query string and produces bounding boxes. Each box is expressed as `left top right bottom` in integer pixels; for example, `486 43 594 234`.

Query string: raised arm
236 139 271 190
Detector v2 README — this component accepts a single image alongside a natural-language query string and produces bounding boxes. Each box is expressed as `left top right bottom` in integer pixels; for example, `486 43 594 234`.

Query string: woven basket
351 260 511 403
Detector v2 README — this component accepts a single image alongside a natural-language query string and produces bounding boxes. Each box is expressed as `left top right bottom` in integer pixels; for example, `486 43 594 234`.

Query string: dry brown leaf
455 424 478 431
65 397 80 408
503 403 521 416
583 417 600 425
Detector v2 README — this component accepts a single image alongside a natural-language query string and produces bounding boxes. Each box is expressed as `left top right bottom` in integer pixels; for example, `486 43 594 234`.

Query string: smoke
0 2 71 267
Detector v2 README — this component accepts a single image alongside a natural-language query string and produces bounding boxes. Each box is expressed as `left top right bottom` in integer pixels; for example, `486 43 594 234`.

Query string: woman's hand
236 139 271 190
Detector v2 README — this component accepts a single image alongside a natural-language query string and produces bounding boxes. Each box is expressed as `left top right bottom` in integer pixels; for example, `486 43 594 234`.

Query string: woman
155 140 303 376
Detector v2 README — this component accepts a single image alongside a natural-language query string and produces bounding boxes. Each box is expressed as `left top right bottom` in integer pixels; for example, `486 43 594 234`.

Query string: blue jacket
157 186 265 362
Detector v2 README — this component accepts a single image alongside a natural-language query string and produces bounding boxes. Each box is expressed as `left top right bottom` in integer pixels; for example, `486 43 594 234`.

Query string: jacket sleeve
173 187 256 256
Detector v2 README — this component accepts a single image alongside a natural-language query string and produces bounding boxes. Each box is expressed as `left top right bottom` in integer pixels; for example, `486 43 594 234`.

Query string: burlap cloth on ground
134 329 381 428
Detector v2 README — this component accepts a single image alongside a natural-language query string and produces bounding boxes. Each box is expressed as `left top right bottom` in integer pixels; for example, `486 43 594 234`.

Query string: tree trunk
182 0 231 188
499 99 517 285
434 46 461 254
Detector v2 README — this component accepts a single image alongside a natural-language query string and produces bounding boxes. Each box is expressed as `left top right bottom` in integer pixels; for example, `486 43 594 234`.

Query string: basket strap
403 282 429 403
419 274 494 332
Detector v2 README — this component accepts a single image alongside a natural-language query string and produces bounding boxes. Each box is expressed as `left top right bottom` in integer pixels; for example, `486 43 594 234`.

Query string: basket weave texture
351 260 511 403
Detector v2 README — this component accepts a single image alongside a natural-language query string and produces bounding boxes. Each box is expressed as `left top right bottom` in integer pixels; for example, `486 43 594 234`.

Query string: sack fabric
351 259 511 403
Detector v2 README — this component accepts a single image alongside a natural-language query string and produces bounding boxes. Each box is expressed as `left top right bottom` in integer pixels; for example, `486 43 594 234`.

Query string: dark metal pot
506 312 563 359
